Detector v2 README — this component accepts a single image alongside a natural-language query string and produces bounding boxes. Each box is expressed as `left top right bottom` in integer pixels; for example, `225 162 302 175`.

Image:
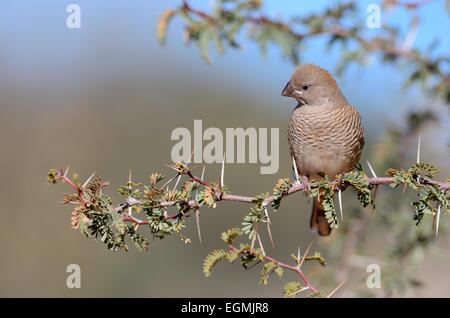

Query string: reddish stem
61 175 79 192
123 214 149 225
229 245 318 293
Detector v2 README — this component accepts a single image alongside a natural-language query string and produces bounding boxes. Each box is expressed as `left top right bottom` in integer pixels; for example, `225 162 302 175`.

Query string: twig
228 245 318 293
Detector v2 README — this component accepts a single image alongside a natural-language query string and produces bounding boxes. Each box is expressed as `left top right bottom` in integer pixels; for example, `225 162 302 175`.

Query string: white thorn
298 286 310 294
201 165 206 180
266 222 274 248
257 233 266 256
220 154 226 187
250 233 256 250
82 171 96 189
297 246 301 263
161 173 179 189
127 170 133 216
327 281 346 298
298 242 312 269
64 166 70 178
402 16 419 51
292 156 300 183
194 166 206 202
195 209 202 243
436 205 441 237
173 174 181 191
416 132 421 164
187 148 195 165
366 160 377 178
263 206 271 224
263 206 274 248
338 189 344 222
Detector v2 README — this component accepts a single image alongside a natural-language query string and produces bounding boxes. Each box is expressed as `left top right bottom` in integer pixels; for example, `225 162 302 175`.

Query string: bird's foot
301 176 311 196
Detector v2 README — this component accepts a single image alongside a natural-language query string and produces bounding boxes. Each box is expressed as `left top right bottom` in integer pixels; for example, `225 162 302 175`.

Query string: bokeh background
1 0 449 297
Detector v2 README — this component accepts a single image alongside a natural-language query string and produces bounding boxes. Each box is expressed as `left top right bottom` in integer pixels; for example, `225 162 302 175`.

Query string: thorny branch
113 172 450 225
158 0 450 104
49 155 449 297
227 243 319 293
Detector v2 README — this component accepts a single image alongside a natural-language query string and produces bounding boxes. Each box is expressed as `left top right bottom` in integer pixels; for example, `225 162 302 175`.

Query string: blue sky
1 0 449 122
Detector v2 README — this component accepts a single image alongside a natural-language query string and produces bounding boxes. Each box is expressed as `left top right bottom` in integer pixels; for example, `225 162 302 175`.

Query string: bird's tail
310 198 332 236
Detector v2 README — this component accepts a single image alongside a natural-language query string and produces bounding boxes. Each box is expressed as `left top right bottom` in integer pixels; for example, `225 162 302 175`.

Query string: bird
282 64 365 236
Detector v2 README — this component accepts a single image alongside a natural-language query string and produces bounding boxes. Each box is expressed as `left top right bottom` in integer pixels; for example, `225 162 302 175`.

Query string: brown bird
282 64 364 236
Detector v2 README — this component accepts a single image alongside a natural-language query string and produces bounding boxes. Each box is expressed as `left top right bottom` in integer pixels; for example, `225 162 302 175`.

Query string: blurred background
0 0 449 297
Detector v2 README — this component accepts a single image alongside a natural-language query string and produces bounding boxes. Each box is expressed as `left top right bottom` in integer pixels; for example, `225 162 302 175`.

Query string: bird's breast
287 104 364 179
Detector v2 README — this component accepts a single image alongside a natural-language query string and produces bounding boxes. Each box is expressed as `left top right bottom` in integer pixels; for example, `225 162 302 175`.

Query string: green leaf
274 266 284 279
198 30 212 64
305 252 326 267
283 281 303 298
260 262 276 285
203 249 229 277
272 178 291 210
221 228 243 244
149 173 165 186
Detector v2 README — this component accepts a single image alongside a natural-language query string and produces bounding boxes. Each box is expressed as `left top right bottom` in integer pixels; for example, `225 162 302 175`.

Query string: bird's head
281 64 346 107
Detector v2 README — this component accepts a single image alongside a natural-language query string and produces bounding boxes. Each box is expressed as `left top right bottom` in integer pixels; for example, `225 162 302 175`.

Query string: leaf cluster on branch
158 0 450 104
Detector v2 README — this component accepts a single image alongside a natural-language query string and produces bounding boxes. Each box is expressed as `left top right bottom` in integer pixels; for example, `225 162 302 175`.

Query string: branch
114 172 449 221
228 244 319 293
48 159 449 297
159 0 450 103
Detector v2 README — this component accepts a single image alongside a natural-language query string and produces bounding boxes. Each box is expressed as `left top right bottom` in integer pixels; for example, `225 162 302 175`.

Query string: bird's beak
281 81 294 97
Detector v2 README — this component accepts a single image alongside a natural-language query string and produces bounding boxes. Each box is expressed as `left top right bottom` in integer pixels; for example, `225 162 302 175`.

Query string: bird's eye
302 85 309 91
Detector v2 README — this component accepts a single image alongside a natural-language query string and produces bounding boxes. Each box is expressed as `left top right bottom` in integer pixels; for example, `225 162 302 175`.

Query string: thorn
195 208 202 243
327 281 345 298
366 160 377 178
338 189 343 222
127 170 133 216
64 166 70 178
263 205 274 248
201 165 206 180
257 233 266 256
416 132 421 164
173 174 182 191
194 166 206 202
187 148 195 164
298 286 311 294
82 171 96 189
297 246 301 263
292 156 300 183
251 234 256 250
161 173 180 189
435 205 441 237
298 242 312 269
165 163 176 170
220 154 226 188
251 226 257 250
262 204 270 224
401 16 419 51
